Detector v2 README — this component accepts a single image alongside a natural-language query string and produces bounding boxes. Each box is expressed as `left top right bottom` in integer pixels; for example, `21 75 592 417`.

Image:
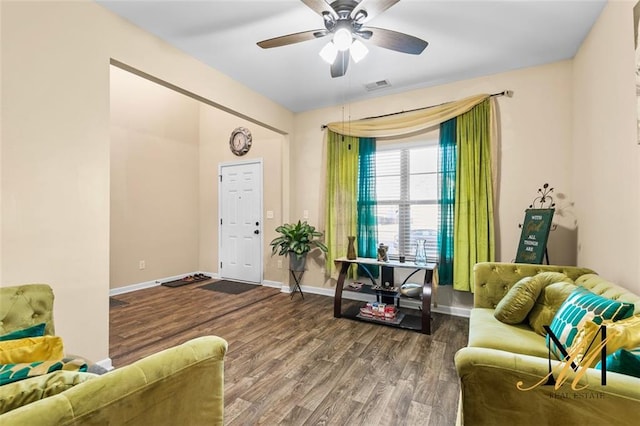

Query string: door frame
217 158 264 284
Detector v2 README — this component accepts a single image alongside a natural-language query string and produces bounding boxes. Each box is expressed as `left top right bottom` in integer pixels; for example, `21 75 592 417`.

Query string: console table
333 257 437 334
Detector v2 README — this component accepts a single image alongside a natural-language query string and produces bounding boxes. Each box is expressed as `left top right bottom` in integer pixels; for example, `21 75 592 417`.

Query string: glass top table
333 257 438 334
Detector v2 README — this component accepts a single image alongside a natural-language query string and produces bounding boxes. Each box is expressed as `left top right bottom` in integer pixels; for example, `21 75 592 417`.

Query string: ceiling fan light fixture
333 27 352 51
319 42 338 64
350 39 368 63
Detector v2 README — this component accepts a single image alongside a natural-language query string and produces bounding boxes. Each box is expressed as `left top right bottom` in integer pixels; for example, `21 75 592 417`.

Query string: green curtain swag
325 93 490 138
325 130 359 277
438 118 456 286
356 137 379 278
453 99 495 292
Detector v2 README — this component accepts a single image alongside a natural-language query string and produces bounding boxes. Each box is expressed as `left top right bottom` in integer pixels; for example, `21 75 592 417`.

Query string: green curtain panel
325 130 359 276
357 137 378 278
454 99 495 292
438 118 456 285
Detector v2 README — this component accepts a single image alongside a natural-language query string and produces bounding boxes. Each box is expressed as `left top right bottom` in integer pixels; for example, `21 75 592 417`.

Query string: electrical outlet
139 260 146 270
277 259 283 269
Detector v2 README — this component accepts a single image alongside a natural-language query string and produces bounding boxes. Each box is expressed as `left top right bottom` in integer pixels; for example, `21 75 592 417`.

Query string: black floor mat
198 280 257 295
109 297 128 308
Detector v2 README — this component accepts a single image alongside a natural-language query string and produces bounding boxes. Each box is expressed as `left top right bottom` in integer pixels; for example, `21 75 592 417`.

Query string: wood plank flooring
110 281 469 425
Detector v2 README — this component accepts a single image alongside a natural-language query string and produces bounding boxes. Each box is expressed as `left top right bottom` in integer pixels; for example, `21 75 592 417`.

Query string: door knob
254 230 260 235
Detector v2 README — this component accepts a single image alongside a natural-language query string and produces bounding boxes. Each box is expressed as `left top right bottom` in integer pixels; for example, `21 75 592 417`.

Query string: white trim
261 280 282 288
109 271 219 296
433 304 471 318
280 284 471 318
96 358 114 371
110 275 471 318
377 137 438 151
109 279 160 296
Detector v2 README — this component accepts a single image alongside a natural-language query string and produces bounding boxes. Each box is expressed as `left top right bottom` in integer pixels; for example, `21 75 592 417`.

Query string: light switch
267 210 274 219
303 210 309 219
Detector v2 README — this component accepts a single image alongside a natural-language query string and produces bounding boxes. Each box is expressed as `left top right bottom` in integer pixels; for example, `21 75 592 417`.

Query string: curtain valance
326 93 490 138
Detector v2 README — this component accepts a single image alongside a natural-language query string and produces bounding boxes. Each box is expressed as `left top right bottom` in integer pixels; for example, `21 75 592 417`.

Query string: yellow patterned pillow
0 336 64 364
569 314 640 367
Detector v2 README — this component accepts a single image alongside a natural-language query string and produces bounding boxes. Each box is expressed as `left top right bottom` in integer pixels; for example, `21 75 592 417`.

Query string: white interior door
219 161 262 283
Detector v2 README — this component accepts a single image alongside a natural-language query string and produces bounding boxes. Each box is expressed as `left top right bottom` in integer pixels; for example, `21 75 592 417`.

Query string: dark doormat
198 280 257 295
109 297 128 308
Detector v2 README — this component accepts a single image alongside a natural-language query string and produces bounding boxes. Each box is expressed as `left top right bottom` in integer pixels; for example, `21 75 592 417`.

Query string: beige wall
293 61 576 308
111 66 286 289
110 66 200 289
572 0 640 293
0 0 293 363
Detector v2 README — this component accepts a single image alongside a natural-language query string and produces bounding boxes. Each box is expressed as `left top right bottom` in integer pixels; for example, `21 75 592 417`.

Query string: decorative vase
346 236 357 260
377 243 389 262
289 255 307 272
400 283 423 298
415 239 427 265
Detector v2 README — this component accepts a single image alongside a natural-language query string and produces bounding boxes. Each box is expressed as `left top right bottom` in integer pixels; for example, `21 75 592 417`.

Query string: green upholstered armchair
0 284 228 424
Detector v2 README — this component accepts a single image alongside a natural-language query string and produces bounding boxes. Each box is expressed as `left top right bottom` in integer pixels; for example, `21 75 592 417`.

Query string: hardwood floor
110 281 469 425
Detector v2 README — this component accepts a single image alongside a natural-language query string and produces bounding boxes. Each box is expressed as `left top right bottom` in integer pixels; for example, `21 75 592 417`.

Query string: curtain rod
320 90 513 130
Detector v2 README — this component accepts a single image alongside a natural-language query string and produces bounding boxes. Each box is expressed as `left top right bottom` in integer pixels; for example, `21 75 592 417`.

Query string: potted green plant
270 220 328 271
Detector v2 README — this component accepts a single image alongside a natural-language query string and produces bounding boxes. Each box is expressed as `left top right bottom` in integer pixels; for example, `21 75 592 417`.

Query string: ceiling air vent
365 79 391 92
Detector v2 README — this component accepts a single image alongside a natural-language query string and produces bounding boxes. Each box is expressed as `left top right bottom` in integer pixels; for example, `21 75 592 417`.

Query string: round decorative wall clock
229 127 252 156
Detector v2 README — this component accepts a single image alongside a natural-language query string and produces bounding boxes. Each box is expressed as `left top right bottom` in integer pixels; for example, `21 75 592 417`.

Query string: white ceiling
97 0 606 113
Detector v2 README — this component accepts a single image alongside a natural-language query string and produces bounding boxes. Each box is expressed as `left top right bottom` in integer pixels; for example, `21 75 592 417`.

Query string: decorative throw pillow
0 336 64 364
528 281 577 335
0 358 87 386
595 348 640 378
0 323 46 342
494 276 542 324
547 287 634 361
569 314 640 367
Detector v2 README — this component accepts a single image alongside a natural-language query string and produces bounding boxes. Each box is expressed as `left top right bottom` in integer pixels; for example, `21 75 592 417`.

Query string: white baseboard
110 275 472 318
433 304 471 318
110 271 219 296
278 283 470 318
261 280 282 288
96 358 114 371
109 279 160 296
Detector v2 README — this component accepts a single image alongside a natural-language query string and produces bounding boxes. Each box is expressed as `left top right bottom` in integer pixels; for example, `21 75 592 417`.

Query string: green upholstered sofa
0 284 227 425
455 262 640 426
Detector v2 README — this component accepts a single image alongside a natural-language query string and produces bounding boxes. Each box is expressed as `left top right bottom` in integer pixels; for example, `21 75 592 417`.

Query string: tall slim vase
347 236 357 260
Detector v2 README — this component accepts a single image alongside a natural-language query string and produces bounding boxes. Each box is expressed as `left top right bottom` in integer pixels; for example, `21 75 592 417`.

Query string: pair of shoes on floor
182 273 211 282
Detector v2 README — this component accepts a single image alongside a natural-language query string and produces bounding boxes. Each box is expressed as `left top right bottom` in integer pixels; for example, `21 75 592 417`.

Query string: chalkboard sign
515 208 554 264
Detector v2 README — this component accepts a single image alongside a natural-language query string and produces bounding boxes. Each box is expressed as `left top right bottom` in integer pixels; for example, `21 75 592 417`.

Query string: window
375 143 439 262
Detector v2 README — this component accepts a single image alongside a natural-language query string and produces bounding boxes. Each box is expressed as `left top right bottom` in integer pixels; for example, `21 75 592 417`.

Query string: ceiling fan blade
331 50 350 78
301 0 337 19
364 27 428 55
351 0 400 23
257 29 328 49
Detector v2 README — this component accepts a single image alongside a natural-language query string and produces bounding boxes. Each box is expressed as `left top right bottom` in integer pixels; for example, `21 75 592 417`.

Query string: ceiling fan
257 0 428 78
